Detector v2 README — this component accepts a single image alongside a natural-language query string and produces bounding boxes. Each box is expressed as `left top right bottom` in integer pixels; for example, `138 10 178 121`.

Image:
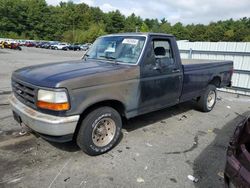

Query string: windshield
86 36 146 64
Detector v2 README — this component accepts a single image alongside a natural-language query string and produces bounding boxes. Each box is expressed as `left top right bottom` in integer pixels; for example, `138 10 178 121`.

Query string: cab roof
102 32 174 38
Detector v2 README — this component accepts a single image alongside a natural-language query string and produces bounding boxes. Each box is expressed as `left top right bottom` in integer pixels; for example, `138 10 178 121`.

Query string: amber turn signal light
37 101 70 111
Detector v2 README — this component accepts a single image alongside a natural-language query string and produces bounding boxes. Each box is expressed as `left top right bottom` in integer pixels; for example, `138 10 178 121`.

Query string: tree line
0 0 250 43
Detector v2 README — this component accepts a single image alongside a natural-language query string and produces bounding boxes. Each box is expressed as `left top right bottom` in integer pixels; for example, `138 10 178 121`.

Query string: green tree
171 22 189 40
243 35 250 42
144 18 159 31
106 10 125 33
140 22 149 32
159 20 172 34
83 23 106 42
0 0 249 42
224 29 235 41
124 13 143 32
205 24 225 41
186 24 206 41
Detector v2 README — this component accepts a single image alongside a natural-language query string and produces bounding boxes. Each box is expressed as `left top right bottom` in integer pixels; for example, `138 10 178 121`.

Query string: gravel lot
0 47 249 188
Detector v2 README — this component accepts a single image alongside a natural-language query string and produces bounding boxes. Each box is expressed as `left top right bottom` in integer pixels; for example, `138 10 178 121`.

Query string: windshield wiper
98 55 120 64
99 55 116 60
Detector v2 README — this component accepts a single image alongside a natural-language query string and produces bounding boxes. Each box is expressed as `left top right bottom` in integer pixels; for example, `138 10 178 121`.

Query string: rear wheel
197 84 217 112
76 107 122 155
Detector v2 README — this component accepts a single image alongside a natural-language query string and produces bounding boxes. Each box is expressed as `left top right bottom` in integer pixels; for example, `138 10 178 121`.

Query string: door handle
172 69 180 73
153 63 162 71
153 66 161 70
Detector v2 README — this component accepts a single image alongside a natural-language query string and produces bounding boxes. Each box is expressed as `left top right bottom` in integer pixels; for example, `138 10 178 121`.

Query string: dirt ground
0 47 249 188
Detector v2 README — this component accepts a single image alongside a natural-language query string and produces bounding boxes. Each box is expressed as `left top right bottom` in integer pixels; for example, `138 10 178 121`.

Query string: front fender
68 79 141 118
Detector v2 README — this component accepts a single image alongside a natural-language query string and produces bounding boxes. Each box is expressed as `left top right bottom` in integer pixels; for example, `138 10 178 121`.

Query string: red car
11 43 22 50
25 42 35 47
224 113 250 187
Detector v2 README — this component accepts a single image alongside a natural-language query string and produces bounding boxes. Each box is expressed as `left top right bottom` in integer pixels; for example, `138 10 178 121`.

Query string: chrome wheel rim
92 118 116 147
207 90 216 108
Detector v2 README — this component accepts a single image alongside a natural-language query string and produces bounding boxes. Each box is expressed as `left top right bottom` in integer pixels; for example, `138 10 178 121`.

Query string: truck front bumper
9 94 80 138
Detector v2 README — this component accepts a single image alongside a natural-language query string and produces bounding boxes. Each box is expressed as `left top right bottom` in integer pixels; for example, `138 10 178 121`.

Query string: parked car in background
36 42 47 48
18 40 26 46
80 43 92 51
224 113 250 188
0 41 4 48
62 46 68 51
43 42 59 49
40 42 49 48
10 43 22 50
47 42 57 49
25 41 36 47
10 33 233 156
51 43 69 50
3 41 21 50
63 43 81 51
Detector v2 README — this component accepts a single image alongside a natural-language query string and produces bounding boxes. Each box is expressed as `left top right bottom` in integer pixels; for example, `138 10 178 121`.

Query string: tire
197 84 217 112
76 107 122 155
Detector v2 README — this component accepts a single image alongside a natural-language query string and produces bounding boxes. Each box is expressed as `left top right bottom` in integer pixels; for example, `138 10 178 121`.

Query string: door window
153 39 175 67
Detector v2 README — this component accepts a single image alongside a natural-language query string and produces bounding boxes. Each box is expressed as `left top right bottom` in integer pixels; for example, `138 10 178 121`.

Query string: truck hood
12 59 139 88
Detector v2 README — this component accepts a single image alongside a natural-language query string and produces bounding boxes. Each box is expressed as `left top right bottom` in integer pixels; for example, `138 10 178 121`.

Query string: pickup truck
9 33 233 155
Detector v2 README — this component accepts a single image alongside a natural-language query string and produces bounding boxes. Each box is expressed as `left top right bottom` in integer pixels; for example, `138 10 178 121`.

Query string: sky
46 0 250 24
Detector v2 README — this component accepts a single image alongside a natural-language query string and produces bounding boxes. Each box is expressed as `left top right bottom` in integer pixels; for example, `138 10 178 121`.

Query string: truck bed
182 59 228 65
180 58 233 102
181 58 233 71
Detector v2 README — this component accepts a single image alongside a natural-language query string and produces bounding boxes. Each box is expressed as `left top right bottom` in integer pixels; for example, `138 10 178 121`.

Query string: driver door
139 37 183 113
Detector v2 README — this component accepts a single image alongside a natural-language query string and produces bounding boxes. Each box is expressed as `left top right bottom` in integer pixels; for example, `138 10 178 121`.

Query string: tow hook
19 122 31 136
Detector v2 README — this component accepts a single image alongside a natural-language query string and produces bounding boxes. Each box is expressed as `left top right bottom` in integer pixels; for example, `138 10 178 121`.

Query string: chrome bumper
9 94 80 136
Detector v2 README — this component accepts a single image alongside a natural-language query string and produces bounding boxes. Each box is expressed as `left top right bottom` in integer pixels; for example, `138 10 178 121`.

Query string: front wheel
197 84 217 112
76 107 122 155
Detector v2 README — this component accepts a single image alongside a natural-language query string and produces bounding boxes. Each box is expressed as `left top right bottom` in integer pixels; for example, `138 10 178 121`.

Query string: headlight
37 89 70 111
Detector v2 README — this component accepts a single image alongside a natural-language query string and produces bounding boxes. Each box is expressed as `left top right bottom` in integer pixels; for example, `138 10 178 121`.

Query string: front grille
12 80 36 109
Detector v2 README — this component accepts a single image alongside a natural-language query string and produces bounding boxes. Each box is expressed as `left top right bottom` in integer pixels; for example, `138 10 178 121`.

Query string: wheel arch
73 99 126 139
209 76 221 88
